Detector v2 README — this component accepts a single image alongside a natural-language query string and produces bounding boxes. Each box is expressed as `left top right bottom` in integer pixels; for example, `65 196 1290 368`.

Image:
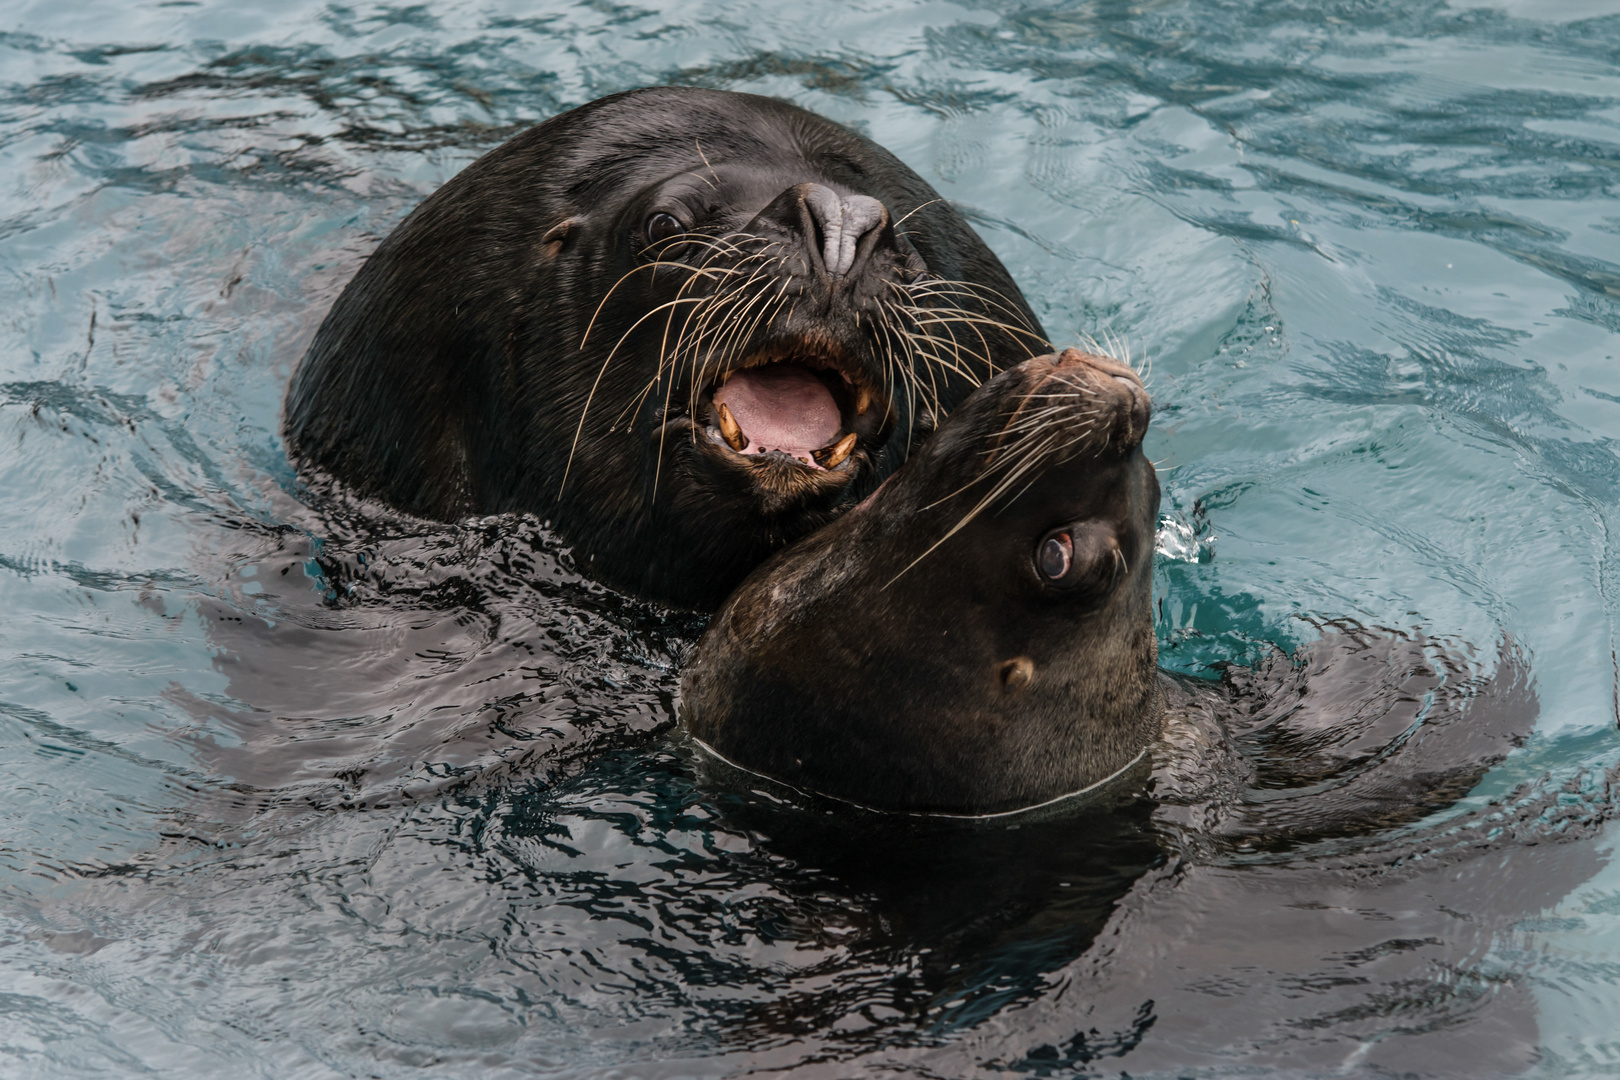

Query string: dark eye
1035 523 1126 596
1038 532 1072 580
645 212 684 246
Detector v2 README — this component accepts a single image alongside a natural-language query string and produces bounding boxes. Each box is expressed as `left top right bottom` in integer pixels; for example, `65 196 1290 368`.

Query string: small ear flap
541 217 578 257
998 656 1036 693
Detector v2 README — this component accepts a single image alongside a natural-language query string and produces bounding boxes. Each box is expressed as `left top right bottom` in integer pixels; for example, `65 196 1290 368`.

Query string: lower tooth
813 432 858 469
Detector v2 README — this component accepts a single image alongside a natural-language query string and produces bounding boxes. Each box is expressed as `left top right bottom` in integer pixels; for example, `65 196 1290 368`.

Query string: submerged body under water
3 0 1620 1077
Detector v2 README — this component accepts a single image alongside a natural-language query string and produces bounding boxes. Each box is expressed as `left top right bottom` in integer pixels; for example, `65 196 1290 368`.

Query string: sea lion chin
284 86 1047 611
680 348 1163 815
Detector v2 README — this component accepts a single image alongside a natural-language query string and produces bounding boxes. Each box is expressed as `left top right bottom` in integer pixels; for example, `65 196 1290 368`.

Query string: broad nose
749 183 891 278
1052 348 1152 449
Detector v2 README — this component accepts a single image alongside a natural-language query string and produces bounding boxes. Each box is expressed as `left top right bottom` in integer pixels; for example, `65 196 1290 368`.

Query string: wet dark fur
285 87 1045 610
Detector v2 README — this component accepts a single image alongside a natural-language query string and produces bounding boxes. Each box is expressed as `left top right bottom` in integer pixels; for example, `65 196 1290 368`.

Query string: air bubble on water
1156 512 1215 563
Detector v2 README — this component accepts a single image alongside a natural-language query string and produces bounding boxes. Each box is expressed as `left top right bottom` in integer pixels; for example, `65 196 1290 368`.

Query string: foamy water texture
2 0 1619 1076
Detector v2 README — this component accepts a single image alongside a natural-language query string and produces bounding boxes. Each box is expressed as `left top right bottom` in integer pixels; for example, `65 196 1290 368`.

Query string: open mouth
697 340 889 473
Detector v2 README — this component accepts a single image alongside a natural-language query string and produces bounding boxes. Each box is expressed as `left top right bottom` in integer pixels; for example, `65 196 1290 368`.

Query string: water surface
3 0 1620 1076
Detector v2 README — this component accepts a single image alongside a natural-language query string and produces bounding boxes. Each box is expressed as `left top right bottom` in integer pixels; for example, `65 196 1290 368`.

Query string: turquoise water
3 0 1620 1075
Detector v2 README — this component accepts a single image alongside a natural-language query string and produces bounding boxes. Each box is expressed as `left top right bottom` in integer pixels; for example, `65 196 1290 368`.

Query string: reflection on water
3 0 1620 1076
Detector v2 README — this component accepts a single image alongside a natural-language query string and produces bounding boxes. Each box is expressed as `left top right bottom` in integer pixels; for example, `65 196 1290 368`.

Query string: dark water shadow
160 498 701 830
142 500 1617 1075
688 774 1163 1038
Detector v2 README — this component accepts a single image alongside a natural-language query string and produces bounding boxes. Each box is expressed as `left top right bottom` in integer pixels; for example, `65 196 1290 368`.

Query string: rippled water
4 0 1620 1076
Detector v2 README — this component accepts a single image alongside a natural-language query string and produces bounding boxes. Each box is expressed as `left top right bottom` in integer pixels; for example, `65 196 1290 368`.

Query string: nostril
1095 372 1150 445
803 185 886 277
1125 386 1152 443
744 183 893 280
803 185 837 261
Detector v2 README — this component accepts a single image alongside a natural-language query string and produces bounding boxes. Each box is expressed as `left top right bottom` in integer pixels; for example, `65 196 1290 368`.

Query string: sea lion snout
982 348 1152 474
1031 348 1152 453
746 182 896 283
803 186 887 278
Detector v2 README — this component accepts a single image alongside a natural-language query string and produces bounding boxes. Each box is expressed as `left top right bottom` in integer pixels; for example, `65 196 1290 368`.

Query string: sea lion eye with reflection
1035 522 1125 595
284 86 1047 611
644 212 684 245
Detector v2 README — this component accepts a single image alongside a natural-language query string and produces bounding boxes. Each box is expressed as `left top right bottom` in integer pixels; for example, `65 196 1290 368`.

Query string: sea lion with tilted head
285 87 1046 610
681 348 1532 824
682 348 1162 814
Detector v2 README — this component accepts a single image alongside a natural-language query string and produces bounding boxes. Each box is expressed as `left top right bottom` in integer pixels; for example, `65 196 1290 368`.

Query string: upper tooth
717 402 747 452
855 386 872 416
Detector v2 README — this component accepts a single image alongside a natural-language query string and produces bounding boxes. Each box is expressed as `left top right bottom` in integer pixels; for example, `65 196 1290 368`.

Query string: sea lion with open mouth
284 86 1047 610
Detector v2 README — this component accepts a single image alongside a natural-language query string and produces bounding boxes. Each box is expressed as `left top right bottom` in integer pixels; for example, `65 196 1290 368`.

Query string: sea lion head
286 88 1045 610
468 89 1045 607
681 348 1161 815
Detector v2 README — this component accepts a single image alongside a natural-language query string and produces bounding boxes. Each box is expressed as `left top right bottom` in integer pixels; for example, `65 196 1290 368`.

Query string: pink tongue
713 365 841 455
